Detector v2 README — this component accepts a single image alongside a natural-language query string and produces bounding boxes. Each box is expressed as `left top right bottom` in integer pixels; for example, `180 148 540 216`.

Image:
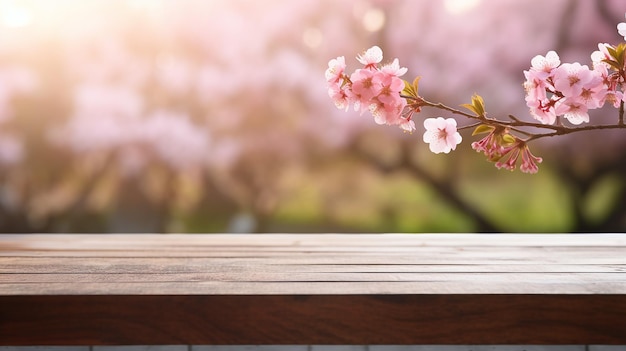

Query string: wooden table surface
1 233 626 345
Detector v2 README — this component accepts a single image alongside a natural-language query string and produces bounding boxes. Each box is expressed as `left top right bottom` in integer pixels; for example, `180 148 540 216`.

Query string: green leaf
602 59 622 71
412 77 420 93
501 134 517 146
607 45 619 61
604 43 626 69
402 80 414 97
471 94 485 116
615 43 626 68
472 124 494 136
461 103 479 116
461 93 486 117
402 77 421 99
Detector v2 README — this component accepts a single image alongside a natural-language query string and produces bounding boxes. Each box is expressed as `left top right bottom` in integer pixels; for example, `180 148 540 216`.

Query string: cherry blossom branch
418 96 626 140
325 16 626 174
401 96 477 119
525 122 626 141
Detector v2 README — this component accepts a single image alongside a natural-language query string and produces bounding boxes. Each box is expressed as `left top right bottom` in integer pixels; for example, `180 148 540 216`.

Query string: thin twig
416 95 626 142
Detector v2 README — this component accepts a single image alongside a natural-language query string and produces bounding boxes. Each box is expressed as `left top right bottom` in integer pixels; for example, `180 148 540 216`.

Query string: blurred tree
1 0 626 233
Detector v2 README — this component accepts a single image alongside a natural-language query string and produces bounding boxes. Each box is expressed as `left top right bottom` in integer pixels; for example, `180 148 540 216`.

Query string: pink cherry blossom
519 146 543 174
379 58 408 77
327 84 350 111
325 56 346 84
529 50 560 79
525 52 610 126
373 70 405 105
523 54 561 125
495 145 521 171
399 118 416 133
422 117 462 154
370 92 406 126
525 94 557 125
618 14 626 41
471 126 507 160
366 62 410 127
555 99 590 125
553 62 596 98
356 46 383 70
494 142 543 174
591 43 612 69
591 48 612 93
349 68 381 113
326 46 415 132
578 81 607 110
523 70 549 102
326 56 351 110
601 90 623 108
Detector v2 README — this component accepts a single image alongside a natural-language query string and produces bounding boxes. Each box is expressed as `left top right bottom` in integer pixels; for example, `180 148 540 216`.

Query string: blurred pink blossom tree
1 0 625 232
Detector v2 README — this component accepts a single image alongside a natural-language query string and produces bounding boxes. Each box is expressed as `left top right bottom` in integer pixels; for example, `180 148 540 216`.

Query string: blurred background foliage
1 0 626 233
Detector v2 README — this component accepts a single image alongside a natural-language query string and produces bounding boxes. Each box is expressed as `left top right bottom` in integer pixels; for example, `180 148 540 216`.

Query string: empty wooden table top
1 233 625 345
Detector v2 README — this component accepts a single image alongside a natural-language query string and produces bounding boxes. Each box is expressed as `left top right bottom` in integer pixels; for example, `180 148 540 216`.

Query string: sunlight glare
444 0 482 15
362 8 385 33
1 4 32 28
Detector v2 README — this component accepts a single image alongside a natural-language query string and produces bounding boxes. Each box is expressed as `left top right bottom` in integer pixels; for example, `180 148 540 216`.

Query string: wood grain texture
2 295 625 345
1 234 626 345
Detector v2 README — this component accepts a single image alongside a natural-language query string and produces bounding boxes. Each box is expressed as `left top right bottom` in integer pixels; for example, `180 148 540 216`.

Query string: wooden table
1 233 625 345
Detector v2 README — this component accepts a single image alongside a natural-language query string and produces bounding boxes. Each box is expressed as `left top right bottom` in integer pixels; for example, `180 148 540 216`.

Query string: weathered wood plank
1 233 626 345
1 233 625 250
2 278 626 295
1 295 625 345
2 260 624 273
9 247 622 256
1 272 625 285
2 253 625 266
